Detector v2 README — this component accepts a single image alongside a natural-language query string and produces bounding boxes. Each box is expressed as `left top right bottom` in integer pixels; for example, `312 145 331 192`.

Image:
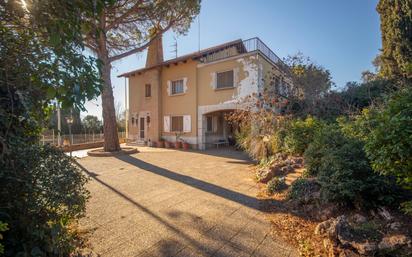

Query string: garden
227 2 412 254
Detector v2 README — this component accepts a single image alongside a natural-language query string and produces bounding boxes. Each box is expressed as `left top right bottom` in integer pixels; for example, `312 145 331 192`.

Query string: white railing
40 131 126 146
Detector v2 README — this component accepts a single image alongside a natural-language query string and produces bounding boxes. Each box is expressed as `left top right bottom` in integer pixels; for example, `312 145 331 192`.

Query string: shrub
304 125 398 208
362 88 412 213
267 177 287 194
268 128 287 154
304 124 348 177
0 222 8 255
284 117 322 155
288 178 320 201
0 144 89 256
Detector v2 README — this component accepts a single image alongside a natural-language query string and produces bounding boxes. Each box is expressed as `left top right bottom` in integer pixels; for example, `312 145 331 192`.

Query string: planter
157 141 165 148
182 142 190 150
164 141 172 148
175 141 182 149
87 147 138 157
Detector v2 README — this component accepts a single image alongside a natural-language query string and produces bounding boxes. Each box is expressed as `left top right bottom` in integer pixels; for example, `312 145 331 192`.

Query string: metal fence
41 131 126 146
200 37 286 67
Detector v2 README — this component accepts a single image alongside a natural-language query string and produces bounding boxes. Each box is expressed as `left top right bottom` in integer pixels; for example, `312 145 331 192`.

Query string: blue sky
82 0 381 118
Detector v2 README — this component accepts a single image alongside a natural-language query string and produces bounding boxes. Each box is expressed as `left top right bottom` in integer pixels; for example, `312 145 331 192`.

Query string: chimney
145 34 164 68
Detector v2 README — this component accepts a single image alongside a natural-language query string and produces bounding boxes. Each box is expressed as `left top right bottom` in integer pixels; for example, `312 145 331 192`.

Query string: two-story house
119 37 292 149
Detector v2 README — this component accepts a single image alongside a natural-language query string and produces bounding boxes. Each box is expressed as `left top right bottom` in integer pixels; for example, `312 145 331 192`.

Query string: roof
118 39 244 78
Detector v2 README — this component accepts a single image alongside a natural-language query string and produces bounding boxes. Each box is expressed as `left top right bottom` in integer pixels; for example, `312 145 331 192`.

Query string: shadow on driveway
114 154 267 211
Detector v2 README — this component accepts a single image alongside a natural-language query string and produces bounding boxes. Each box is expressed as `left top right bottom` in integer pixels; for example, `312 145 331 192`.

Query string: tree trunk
101 60 120 152
97 17 120 152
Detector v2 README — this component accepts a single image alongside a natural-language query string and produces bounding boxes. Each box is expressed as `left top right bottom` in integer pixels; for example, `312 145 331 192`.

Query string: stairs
285 168 305 186
126 139 146 146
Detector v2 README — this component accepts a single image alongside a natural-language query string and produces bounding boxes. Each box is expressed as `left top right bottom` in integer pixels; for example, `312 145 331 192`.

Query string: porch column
197 110 206 150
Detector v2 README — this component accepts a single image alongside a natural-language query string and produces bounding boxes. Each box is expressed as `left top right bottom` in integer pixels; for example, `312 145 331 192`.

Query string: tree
284 53 335 114
82 0 200 151
115 101 126 132
82 115 103 133
377 0 412 81
1 0 101 254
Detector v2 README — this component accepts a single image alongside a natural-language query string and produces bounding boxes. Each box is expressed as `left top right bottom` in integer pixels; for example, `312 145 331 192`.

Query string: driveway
77 147 297 257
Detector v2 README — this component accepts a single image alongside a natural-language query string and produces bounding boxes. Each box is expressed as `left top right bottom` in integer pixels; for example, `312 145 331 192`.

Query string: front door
139 117 145 139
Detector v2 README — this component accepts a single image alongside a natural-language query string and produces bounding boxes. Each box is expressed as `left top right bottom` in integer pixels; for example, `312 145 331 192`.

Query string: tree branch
108 22 173 63
84 42 98 53
105 0 145 31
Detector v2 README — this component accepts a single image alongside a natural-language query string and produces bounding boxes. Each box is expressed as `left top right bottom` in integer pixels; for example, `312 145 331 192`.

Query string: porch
198 108 237 150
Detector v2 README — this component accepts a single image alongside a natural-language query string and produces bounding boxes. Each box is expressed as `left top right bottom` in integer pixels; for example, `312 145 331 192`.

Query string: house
119 37 292 149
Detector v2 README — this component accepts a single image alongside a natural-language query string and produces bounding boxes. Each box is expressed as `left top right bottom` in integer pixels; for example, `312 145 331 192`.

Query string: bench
213 139 229 148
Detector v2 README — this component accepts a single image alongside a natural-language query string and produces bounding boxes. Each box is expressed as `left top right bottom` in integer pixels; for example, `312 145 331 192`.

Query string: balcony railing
200 37 286 68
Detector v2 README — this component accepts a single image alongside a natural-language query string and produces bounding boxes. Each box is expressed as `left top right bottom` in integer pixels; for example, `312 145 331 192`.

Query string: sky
82 0 381 119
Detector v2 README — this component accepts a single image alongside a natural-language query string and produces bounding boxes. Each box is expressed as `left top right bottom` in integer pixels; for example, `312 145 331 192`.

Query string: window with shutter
171 79 184 95
145 84 151 97
171 116 183 132
216 70 234 89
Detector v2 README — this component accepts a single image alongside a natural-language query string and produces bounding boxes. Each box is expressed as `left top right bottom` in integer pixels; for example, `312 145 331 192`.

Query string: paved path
78 147 298 257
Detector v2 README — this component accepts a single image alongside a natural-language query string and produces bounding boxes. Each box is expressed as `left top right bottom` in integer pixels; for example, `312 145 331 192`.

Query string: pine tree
377 0 412 81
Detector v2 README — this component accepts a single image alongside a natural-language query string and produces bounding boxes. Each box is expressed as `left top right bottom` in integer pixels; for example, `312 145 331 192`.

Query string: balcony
198 37 286 68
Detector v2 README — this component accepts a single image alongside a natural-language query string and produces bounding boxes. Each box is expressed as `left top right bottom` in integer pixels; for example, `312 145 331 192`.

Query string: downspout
124 77 128 139
158 67 162 141
195 61 199 149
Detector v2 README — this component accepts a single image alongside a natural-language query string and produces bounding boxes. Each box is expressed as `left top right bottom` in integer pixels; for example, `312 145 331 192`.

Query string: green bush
288 178 320 201
267 177 287 195
0 221 8 255
362 88 412 213
0 144 89 256
284 117 322 155
304 124 348 177
268 128 287 154
304 125 398 208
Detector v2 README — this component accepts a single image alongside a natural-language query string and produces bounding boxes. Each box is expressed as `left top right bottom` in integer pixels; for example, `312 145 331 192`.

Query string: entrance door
139 117 145 139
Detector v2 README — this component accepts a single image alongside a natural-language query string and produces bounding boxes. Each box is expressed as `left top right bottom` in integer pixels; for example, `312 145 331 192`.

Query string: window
145 84 151 97
206 116 213 132
171 79 184 95
171 116 183 132
216 70 234 89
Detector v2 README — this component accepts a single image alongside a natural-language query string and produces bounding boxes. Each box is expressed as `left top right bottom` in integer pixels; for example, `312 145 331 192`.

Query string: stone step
126 140 146 146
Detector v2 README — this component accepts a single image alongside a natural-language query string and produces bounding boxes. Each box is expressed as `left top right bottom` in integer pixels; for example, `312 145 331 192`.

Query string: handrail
202 37 287 69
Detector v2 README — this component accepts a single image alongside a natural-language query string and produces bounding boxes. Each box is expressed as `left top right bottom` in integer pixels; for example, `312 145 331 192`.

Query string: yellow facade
124 39 291 149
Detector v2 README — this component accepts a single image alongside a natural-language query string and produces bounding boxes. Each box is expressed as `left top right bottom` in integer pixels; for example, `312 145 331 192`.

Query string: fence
41 131 126 146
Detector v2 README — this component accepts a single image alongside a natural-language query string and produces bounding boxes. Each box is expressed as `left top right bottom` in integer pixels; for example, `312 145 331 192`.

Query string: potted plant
182 141 190 150
157 139 165 148
164 141 172 148
174 132 183 149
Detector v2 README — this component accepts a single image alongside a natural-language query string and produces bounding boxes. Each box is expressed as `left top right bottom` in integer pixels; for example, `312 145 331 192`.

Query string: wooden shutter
211 72 217 89
183 115 191 132
233 68 239 87
167 80 171 96
183 77 188 93
164 116 170 132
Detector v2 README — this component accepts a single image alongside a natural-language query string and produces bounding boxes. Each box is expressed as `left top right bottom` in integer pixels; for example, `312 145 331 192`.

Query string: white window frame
171 79 184 95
